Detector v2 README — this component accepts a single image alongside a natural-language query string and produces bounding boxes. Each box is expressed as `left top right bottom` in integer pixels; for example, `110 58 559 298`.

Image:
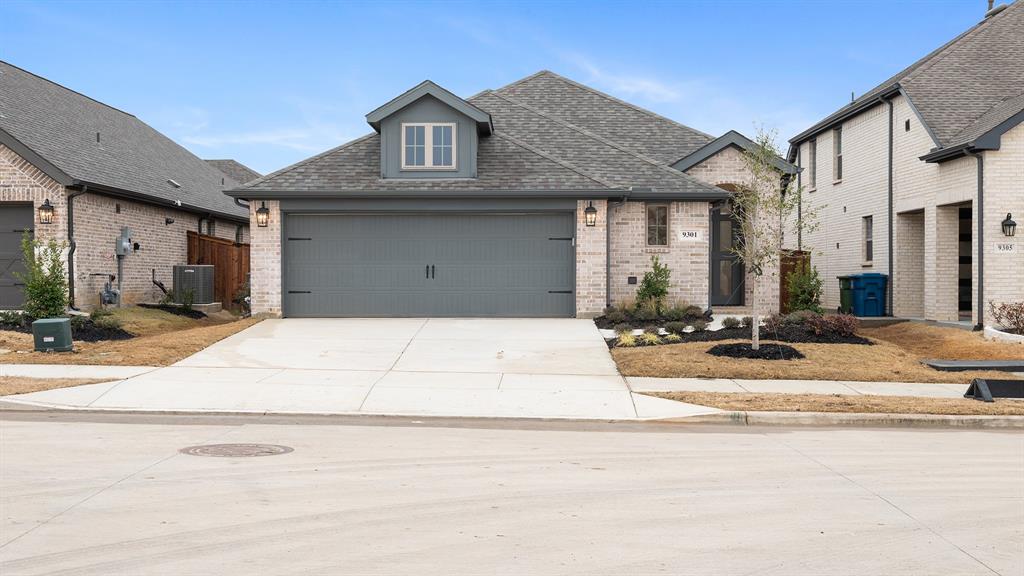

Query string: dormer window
402 123 456 169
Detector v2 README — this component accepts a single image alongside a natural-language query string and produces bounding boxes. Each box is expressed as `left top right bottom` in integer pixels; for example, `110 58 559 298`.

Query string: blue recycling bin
839 273 888 317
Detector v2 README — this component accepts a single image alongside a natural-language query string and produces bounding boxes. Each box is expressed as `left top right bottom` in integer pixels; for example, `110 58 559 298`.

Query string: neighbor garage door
0 205 33 310
282 213 575 317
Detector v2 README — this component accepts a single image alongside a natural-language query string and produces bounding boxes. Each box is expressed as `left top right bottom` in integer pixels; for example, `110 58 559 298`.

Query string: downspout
968 151 984 330
796 148 803 251
605 187 631 308
66 185 88 310
887 99 894 316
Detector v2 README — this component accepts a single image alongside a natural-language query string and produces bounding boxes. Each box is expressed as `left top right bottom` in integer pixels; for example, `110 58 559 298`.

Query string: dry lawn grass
0 308 262 366
863 322 1024 360
0 376 107 396
648 391 1024 416
612 338 1011 383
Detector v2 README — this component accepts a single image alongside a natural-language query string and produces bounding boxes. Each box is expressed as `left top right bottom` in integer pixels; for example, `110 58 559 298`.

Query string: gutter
605 188 631 308
66 185 88 310
788 85 901 148
968 151 985 330
224 188 731 202
75 180 248 224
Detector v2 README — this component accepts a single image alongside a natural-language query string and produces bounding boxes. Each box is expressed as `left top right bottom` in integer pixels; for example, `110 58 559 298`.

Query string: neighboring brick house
228 71 794 318
786 1 1023 328
0 61 250 309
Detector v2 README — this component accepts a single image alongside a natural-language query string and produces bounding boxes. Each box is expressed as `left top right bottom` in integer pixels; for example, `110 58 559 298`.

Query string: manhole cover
179 443 293 458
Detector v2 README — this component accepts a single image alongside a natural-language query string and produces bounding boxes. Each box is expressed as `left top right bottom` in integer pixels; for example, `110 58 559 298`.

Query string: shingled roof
234 71 726 199
0 61 247 220
789 1 1024 153
205 159 261 184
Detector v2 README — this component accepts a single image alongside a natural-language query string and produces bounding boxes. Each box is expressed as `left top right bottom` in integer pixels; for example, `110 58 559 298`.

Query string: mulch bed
707 343 805 360
594 312 708 330
680 326 872 345
138 303 207 319
0 317 135 342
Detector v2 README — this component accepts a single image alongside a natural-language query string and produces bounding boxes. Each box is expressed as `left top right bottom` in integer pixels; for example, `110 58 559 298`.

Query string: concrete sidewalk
628 377 970 398
0 364 156 380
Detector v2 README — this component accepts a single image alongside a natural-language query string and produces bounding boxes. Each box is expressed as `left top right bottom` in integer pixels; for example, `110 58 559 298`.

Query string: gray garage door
283 213 575 317
0 204 33 309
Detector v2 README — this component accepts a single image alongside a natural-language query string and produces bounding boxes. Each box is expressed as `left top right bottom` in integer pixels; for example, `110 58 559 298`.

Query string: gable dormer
366 80 492 179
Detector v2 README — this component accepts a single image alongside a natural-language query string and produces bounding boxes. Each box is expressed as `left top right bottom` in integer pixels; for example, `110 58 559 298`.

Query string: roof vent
167 179 181 188
985 3 1008 17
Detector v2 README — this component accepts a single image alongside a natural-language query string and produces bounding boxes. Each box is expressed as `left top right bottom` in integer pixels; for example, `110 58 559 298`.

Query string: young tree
14 233 69 319
733 128 818 350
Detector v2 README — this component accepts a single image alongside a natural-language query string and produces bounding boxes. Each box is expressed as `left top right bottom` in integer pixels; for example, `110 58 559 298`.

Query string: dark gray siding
379 95 478 179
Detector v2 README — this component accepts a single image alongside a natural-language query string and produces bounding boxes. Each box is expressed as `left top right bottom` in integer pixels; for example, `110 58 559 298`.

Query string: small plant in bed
707 342 805 360
683 312 871 345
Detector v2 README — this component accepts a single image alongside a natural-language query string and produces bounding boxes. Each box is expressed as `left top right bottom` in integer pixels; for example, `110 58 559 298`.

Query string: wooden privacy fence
779 250 810 314
186 231 250 309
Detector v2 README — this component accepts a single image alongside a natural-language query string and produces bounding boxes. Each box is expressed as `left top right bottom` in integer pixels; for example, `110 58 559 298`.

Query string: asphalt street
1 412 1021 575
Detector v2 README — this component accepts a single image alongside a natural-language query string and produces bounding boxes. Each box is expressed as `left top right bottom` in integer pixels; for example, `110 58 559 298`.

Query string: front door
710 203 744 306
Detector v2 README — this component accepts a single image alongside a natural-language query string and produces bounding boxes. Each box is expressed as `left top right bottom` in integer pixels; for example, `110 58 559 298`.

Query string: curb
656 411 1024 429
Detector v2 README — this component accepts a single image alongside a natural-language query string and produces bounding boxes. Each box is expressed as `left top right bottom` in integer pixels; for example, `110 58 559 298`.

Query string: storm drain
179 444 294 458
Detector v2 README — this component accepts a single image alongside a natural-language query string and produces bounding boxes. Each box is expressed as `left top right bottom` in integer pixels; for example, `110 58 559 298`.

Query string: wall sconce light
165 217 175 226
584 201 597 227
255 202 270 228
1001 213 1016 237
37 199 54 224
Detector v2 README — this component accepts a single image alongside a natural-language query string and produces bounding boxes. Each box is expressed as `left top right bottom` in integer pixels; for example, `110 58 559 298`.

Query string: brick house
228 71 793 318
786 1 1023 328
0 61 253 309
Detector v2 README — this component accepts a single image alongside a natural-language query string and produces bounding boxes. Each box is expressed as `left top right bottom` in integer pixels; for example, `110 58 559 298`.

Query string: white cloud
181 127 338 152
565 55 683 103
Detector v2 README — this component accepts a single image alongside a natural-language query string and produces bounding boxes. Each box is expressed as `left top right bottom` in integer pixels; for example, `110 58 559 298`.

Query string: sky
0 0 990 175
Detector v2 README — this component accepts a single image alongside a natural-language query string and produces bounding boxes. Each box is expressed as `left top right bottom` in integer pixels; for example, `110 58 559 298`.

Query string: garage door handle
426 265 429 279
431 265 435 279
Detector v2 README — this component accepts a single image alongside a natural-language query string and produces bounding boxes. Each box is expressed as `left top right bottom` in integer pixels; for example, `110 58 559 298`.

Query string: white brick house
787 1 1023 328
231 72 792 318
0 61 255 308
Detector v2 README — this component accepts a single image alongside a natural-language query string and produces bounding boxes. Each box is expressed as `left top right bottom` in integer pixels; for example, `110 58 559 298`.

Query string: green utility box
32 318 73 352
838 276 854 314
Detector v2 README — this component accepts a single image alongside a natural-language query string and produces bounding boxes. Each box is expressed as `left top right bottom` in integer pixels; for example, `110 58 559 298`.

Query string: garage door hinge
287 290 311 294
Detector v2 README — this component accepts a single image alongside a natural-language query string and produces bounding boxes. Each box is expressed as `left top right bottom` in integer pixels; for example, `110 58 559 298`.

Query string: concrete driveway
8 318 714 420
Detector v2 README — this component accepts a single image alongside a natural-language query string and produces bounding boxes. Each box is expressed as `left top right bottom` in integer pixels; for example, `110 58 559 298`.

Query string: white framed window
646 204 669 246
862 215 873 265
401 123 456 170
832 126 843 182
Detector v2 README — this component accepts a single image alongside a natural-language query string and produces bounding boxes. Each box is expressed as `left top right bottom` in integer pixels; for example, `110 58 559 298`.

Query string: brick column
575 199 607 318
924 205 959 322
249 200 281 316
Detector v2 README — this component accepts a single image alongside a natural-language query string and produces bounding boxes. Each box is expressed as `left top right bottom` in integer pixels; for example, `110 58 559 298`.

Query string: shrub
604 306 627 323
92 314 123 330
826 314 859 337
690 319 708 332
14 233 68 319
634 299 660 321
664 321 688 335
786 262 824 314
721 317 741 329
639 332 661 346
613 323 633 335
0 310 27 328
664 334 683 343
662 305 687 322
617 333 637 347
69 315 87 331
89 307 112 320
181 289 195 312
684 305 704 318
635 255 671 311
763 313 785 332
785 310 820 325
989 301 1024 335
741 316 754 328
